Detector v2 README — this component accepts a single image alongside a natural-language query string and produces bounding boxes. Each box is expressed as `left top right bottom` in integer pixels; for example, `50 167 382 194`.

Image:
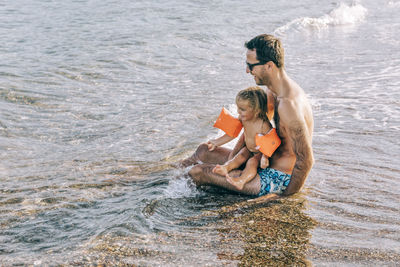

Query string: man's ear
266 61 274 70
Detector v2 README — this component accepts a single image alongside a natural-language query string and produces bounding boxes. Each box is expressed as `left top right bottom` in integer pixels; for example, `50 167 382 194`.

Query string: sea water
1 0 399 265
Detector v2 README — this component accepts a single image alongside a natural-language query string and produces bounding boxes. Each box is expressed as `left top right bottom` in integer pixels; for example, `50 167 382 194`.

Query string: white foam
387 1 400 7
163 168 204 198
274 3 368 35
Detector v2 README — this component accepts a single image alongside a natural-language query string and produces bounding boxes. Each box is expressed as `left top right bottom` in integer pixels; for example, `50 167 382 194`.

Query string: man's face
246 49 269 86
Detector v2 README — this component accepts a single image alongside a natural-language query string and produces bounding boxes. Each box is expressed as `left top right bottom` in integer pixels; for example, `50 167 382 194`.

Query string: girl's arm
207 134 234 151
228 133 245 160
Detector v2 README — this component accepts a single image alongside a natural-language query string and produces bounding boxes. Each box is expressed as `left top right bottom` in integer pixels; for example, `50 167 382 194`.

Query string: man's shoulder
277 98 298 116
277 95 308 125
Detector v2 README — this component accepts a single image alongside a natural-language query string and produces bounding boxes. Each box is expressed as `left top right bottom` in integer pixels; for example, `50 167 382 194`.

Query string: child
207 86 275 190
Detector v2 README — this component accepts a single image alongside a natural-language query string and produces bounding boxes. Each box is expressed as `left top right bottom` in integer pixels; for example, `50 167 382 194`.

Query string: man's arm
279 101 314 196
282 121 314 195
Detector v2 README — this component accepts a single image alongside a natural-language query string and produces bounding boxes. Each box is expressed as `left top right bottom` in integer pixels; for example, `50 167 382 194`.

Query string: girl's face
236 99 257 122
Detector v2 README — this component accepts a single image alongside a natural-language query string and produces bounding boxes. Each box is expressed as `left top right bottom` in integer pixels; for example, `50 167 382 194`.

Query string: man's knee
195 143 209 161
188 165 204 185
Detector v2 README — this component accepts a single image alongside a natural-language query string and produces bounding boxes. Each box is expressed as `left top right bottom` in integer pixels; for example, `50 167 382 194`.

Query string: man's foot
212 164 229 177
178 157 199 168
247 193 280 203
226 174 245 190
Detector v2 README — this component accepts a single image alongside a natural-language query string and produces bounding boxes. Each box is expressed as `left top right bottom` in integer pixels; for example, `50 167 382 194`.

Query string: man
182 34 314 202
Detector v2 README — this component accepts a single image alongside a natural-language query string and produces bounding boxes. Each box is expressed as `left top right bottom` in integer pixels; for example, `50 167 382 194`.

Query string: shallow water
1 0 399 265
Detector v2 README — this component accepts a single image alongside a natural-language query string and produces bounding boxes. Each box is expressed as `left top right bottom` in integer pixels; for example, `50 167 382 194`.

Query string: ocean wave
274 3 368 35
387 1 400 7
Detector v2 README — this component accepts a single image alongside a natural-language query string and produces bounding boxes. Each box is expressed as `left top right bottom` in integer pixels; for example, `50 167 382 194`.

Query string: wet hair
236 86 269 122
244 34 284 68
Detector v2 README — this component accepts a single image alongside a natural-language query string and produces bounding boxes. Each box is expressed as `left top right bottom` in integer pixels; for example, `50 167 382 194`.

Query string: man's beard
255 76 269 86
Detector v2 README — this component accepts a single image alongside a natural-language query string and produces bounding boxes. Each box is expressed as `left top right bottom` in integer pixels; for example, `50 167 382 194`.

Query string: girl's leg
213 147 251 177
226 153 262 190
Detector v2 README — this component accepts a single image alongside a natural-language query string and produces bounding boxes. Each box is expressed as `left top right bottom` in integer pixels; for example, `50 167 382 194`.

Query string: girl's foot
212 164 229 177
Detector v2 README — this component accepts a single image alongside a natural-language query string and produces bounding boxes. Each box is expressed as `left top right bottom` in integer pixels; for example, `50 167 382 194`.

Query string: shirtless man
182 34 314 201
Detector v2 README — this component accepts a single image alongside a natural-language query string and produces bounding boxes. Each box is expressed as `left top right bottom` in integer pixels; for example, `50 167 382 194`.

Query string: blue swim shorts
258 168 291 196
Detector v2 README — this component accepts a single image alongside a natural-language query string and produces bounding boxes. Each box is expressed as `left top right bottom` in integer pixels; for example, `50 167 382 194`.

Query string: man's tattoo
274 102 281 136
289 124 309 172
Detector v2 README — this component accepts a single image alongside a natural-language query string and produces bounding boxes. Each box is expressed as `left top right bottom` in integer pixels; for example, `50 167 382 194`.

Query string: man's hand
247 193 280 204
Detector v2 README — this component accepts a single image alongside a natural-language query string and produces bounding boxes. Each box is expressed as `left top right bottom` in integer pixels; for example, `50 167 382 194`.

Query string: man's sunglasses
246 61 268 71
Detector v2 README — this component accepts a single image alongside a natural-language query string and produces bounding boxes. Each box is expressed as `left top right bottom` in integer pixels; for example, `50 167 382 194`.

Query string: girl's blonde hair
236 86 269 122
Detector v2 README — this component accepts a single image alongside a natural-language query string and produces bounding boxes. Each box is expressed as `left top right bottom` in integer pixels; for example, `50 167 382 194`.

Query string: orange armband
213 107 243 138
255 128 281 157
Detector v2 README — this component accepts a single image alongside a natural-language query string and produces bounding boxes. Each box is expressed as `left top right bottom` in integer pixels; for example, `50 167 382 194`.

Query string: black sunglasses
246 61 268 71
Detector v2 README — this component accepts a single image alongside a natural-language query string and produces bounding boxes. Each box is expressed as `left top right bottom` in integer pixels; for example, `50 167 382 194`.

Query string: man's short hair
245 34 284 68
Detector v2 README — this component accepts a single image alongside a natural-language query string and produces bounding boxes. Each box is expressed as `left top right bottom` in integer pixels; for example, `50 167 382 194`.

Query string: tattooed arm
279 99 314 196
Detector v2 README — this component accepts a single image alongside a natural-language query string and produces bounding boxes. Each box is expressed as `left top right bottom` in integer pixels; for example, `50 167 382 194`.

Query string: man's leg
189 164 261 195
180 143 231 167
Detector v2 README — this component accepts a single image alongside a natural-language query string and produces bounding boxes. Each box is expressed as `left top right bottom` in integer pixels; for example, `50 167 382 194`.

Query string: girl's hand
260 154 269 169
207 140 217 151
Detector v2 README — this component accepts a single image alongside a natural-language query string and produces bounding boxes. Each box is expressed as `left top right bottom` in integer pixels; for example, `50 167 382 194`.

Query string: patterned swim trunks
258 168 291 196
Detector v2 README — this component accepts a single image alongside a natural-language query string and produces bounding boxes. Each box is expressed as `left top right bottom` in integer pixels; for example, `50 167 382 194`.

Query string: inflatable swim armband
255 128 281 157
213 107 243 138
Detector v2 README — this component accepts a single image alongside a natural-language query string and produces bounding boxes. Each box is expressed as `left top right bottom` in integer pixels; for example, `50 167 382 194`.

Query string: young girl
207 86 274 190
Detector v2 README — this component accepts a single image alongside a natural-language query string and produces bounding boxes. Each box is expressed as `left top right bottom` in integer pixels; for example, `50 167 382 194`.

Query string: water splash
163 168 203 199
275 3 368 35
